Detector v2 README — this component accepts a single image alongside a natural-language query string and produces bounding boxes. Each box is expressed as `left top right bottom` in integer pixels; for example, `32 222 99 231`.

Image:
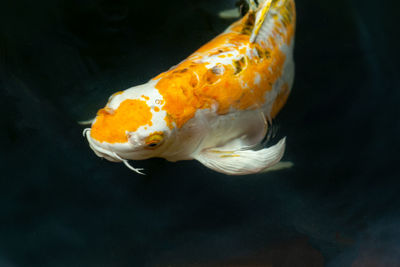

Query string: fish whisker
83 128 91 137
112 152 146 175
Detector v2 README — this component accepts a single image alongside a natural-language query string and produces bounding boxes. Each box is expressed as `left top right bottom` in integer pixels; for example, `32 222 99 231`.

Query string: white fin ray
250 0 274 44
194 137 286 175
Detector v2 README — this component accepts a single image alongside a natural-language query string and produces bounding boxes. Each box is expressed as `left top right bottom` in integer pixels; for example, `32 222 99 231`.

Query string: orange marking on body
91 99 152 143
153 0 295 128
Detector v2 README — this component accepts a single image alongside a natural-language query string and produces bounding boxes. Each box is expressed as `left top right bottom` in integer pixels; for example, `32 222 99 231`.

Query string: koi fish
84 0 296 175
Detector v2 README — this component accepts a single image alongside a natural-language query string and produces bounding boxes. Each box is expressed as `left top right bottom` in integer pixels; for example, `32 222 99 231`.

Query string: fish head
85 82 175 165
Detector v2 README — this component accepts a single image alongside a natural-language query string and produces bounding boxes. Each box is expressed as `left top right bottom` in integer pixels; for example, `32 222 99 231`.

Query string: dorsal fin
247 0 260 11
249 0 274 44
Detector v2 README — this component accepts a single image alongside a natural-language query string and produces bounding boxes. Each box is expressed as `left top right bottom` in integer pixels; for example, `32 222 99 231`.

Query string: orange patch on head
91 99 152 143
154 106 160 112
141 95 150 100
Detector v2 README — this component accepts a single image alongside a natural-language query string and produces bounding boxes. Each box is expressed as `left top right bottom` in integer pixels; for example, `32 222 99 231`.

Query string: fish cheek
126 131 142 147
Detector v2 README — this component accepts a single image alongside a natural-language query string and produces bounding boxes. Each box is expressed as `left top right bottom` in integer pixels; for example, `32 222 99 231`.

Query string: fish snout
85 129 121 162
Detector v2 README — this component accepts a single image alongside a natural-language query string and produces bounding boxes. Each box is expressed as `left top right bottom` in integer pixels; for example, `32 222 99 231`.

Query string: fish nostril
126 132 138 145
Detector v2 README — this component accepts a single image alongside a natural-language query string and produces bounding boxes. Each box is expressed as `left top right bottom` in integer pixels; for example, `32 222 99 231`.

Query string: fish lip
86 132 121 162
86 131 144 161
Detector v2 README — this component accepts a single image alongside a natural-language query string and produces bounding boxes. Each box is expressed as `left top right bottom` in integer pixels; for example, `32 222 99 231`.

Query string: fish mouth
83 128 145 175
84 128 121 162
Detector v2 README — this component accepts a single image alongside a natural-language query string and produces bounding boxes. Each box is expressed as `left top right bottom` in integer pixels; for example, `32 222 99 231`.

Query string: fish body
85 0 296 175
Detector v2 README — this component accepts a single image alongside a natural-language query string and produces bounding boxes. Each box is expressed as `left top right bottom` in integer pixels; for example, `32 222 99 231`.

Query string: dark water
1 0 399 266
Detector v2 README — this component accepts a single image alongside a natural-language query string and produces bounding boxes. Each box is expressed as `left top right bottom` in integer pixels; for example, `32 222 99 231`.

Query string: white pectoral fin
194 138 287 175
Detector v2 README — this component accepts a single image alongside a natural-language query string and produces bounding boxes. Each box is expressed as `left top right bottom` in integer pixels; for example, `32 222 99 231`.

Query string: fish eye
148 143 158 147
145 132 164 149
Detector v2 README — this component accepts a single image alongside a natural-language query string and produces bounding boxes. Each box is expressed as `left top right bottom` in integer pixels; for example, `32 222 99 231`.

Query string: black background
1 0 399 266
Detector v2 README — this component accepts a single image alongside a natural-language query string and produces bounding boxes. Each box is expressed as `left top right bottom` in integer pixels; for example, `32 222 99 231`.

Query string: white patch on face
107 80 156 108
134 108 168 137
